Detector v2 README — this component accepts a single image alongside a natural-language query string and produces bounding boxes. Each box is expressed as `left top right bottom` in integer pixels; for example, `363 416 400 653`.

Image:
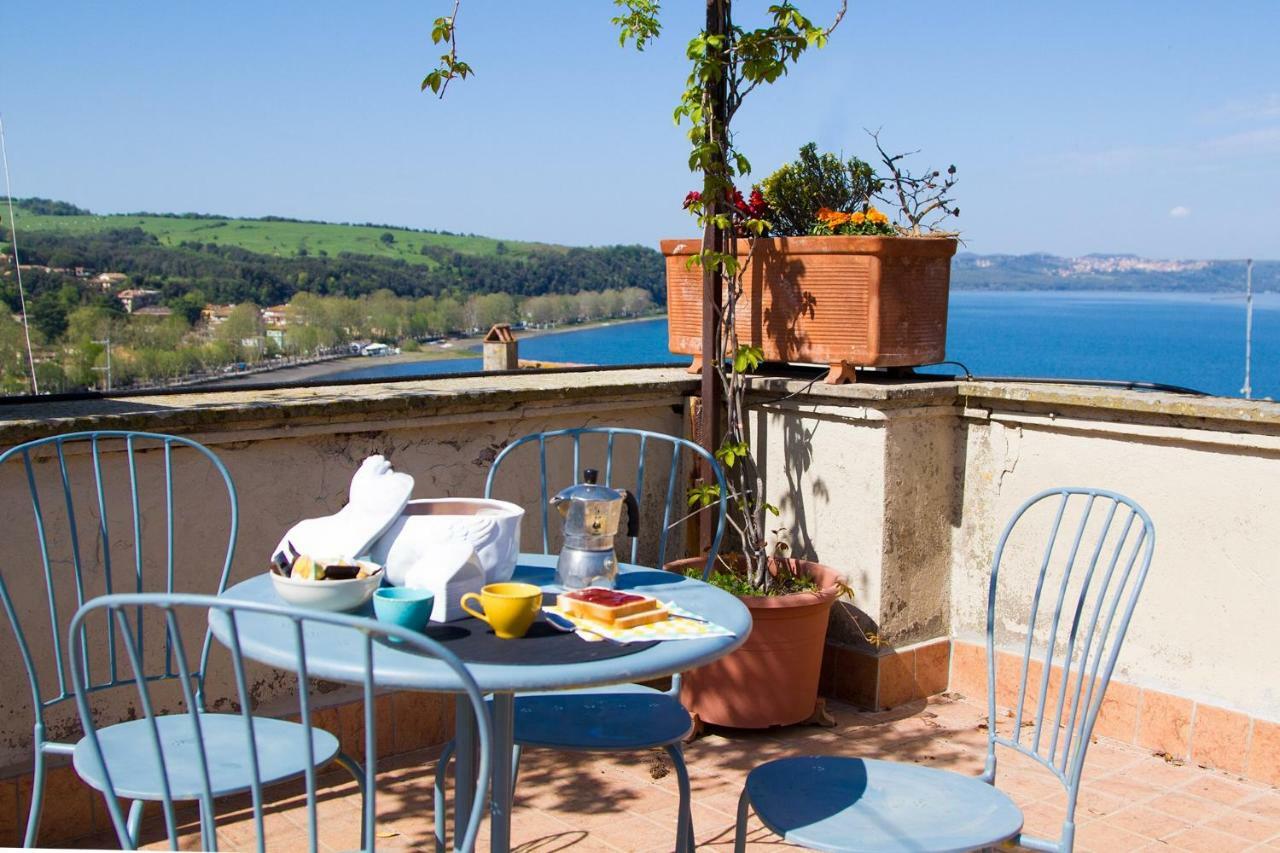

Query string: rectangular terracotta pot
661 235 957 380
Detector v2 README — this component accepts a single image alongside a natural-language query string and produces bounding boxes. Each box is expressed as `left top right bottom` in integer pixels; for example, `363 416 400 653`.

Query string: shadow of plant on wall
757 250 814 363
759 394 887 651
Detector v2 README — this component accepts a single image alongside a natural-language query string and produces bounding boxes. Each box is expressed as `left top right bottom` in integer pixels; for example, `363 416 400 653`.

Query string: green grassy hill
2 201 557 265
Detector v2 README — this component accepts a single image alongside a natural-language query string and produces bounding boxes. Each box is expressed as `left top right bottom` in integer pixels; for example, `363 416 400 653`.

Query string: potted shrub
665 139 960 384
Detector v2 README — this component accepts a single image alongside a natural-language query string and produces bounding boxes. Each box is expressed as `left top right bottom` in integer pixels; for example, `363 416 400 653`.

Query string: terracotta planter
667 556 840 729
661 235 957 383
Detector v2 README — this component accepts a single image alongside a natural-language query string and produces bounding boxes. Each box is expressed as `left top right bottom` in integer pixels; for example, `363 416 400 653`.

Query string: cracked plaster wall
752 400 956 649
953 411 1280 721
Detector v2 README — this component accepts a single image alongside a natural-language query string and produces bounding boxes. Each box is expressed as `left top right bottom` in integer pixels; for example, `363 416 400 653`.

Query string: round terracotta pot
667 556 841 729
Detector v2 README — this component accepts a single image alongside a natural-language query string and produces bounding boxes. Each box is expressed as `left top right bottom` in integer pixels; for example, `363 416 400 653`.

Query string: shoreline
206 314 666 387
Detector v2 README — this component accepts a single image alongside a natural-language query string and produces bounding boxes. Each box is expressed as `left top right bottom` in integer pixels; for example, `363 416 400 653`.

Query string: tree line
0 282 655 394
15 228 665 309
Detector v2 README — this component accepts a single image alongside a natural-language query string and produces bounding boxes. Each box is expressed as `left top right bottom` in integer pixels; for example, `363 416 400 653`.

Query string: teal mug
373 587 435 633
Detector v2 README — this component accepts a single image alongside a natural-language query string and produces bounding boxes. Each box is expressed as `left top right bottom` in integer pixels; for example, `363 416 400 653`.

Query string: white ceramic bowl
270 561 384 612
372 498 525 587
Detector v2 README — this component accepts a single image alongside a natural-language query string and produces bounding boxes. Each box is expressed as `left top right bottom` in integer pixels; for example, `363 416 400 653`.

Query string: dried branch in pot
868 129 960 237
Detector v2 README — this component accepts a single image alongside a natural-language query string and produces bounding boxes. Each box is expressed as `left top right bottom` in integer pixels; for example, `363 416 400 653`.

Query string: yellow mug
460 582 543 639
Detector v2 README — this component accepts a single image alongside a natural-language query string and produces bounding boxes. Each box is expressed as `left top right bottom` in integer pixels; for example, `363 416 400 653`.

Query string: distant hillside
1 197 558 265
0 198 665 309
953 252 1278 292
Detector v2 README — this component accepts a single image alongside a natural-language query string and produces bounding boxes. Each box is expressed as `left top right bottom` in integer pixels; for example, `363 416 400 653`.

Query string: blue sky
1 1 1277 259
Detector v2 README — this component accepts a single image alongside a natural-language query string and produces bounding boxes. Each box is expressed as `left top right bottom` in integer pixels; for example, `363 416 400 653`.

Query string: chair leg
126 799 145 847
23 751 46 847
664 744 694 853
511 743 523 790
733 787 752 853
198 797 216 851
434 740 456 853
333 751 368 847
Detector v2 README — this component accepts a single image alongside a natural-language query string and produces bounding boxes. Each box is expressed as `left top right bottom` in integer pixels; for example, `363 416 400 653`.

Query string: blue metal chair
434 426 728 853
733 487 1156 853
0 430 351 847
68 592 494 852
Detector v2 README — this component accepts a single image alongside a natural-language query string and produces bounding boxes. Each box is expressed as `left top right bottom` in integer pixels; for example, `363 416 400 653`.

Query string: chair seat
511 684 693 750
73 713 341 801
745 756 1023 853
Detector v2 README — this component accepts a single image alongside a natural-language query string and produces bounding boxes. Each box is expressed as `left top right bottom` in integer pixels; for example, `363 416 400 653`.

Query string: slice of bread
559 589 665 625
608 606 670 629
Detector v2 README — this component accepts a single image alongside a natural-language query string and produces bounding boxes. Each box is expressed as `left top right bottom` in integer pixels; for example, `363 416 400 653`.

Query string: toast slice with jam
559 588 669 629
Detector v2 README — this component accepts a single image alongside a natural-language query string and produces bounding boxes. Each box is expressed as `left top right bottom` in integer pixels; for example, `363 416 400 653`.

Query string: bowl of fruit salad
269 550 384 612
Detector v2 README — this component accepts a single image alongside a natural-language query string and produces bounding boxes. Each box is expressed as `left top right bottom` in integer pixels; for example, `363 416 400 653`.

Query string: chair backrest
69 593 493 853
984 488 1155 835
0 431 238 728
483 427 728 578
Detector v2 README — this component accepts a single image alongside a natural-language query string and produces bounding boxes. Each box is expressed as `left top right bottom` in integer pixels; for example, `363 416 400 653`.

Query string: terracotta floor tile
1164 823 1261 851
581 812 684 851
1073 786 1128 820
620 783 682 819
1088 771 1166 803
1081 741 1150 775
1238 792 1280 822
1176 772 1266 807
1146 789 1221 821
1070 819 1152 852
1104 804 1196 840
1204 808 1280 843
1017 799 1067 839
698 790 749 820
997 767 1067 804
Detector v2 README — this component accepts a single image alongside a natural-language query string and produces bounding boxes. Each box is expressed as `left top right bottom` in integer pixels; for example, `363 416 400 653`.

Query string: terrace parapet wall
0 367 1275 844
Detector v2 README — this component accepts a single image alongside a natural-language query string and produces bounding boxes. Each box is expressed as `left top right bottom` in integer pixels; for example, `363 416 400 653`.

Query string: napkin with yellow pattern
543 602 736 643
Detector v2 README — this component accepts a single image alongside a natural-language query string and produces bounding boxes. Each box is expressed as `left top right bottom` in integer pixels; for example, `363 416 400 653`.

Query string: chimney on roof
483 323 518 371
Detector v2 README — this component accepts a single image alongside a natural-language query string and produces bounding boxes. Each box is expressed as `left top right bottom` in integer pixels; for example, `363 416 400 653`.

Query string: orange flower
866 207 890 225
850 211 866 225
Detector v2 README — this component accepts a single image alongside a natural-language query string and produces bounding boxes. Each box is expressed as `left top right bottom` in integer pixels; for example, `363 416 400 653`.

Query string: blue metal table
211 554 751 852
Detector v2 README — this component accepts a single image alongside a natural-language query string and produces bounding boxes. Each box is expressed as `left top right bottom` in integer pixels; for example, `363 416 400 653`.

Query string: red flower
682 191 702 209
748 188 768 218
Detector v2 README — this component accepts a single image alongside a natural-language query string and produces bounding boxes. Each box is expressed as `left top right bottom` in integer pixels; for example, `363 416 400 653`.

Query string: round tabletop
211 554 751 694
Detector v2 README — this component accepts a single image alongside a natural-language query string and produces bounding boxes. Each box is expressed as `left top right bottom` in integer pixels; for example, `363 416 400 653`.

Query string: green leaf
732 345 763 372
686 483 722 508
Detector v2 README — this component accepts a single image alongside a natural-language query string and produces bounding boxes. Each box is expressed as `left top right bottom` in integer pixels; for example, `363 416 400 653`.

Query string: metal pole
699 0 728 553
1242 259 1253 400
93 337 112 391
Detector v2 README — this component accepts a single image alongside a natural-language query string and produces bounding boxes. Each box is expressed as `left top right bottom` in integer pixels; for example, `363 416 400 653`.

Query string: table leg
453 695 477 848
490 693 516 853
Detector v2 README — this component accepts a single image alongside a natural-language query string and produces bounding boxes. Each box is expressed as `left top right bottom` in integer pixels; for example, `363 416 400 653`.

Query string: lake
314 292 1278 400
